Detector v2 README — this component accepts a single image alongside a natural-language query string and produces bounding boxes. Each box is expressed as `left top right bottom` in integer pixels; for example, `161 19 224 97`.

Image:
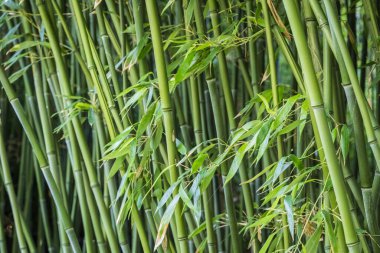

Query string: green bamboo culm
0 116 28 252
283 1 360 252
0 66 82 253
144 1 189 252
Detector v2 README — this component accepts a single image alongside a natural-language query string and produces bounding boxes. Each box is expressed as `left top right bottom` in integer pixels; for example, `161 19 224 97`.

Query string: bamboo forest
0 0 380 252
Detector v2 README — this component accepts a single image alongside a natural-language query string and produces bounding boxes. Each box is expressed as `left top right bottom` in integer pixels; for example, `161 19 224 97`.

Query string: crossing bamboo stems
0 66 82 252
36 1 120 251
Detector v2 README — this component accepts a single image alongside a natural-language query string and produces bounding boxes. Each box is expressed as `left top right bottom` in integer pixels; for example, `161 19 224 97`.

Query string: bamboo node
318 21 329 30
41 165 49 171
341 82 352 88
305 17 317 23
368 139 377 146
344 173 354 181
162 107 173 113
90 182 100 189
178 236 187 242
346 241 360 249
3 181 12 186
311 104 324 110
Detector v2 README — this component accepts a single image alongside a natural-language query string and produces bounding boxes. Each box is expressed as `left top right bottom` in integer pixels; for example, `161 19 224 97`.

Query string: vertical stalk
193 1 241 251
36 1 120 251
144 1 189 252
283 1 360 252
0 66 82 252
260 0 289 248
0 120 27 252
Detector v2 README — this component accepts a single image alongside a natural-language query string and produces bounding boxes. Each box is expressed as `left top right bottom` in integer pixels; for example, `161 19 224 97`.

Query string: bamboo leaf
272 94 301 129
304 226 322 253
176 139 187 155
340 125 350 162
271 158 292 187
155 195 180 250
136 102 156 138
108 157 124 179
9 41 51 52
257 93 275 115
179 185 195 212
259 231 277 253
284 195 294 240
156 182 180 213
8 64 31 83
191 153 208 174
151 116 163 150
278 120 303 136
242 162 276 185
161 0 175 14
248 212 277 228
256 132 270 162
321 210 338 252
224 143 248 184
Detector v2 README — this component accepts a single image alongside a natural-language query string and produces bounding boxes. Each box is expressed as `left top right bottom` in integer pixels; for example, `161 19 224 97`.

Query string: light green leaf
88 108 95 126
278 120 303 136
108 157 124 179
8 64 31 83
103 137 134 160
272 94 302 130
161 0 175 14
248 212 277 228
304 226 322 253
136 102 156 138
256 132 270 163
242 162 276 185
224 143 248 185
321 210 338 252
259 231 277 253
105 126 134 154
284 195 294 240
191 153 208 174
340 125 350 162
257 93 274 115
179 185 195 212
151 117 163 150
123 88 148 109
176 139 187 155
155 195 180 250
156 182 180 213
271 159 292 187
9 41 51 52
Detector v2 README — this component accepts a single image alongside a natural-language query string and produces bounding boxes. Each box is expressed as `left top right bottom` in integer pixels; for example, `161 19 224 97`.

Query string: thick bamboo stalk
144 1 189 252
283 1 360 252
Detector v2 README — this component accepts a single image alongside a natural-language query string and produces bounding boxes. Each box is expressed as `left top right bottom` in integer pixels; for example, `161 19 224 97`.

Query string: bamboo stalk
145 1 189 252
283 1 360 251
0 66 82 252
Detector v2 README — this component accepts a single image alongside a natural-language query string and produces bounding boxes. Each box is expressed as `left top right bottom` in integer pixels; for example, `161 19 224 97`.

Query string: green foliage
0 0 378 252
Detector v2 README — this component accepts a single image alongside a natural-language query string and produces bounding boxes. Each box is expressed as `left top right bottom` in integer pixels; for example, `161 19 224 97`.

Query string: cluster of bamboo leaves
0 0 379 252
